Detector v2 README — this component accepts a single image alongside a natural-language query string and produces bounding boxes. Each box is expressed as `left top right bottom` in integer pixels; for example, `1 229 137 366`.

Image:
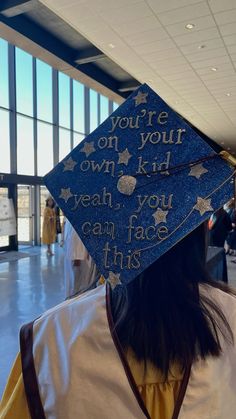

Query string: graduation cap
44 84 236 287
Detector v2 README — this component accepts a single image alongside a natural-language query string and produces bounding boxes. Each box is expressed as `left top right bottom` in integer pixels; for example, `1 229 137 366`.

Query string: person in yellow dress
42 196 56 256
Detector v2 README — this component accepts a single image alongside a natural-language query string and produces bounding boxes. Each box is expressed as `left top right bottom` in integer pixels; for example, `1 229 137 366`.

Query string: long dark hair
111 223 234 379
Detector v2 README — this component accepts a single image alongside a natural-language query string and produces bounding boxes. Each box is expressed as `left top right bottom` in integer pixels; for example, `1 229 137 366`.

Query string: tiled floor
0 246 235 397
227 254 236 287
0 244 65 397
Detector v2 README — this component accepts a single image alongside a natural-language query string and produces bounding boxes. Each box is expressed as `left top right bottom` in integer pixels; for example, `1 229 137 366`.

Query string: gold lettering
107 136 119 151
130 251 141 269
82 222 91 235
162 130 174 144
145 226 156 240
136 195 148 213
103 242 111 268
175 128 186 144
134 226 145 240
138 132 151 150
113 246 124 269
71 189 113 211
129 115 140 129
161 194 173 210
81 195 90 207
149 131 161 145
93 222 102 236
136 156 149 174
104 222 115 240
102 187 113 208
147 110 156 127
80 160 90 171
157 111 168 124
91 194 101 206
127 214 138 244
71 194 82 210
109 116 120 133
148 195 160 209
98 136 108 149
159 151 171 172
104 160 115 177
119 117 130 129
156 225 168 240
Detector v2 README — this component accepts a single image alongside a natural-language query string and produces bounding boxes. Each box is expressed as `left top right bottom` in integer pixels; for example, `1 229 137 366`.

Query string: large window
16 48 33 116
100 95 109 123
59 72 70 129
0 110 10 173
0 37 117 179
73 132 84 148
113 102 119 111
73 80 85 134
36 59 52 122
89 89 98 133
59 128 71 161
0 39 9 108
17 115 34 175
37 122 53 176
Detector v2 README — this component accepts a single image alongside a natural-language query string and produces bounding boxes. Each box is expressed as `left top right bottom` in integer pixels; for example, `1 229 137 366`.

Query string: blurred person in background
225 199 236 257
209 207 232 249
61 217 99 298
42 196 56 256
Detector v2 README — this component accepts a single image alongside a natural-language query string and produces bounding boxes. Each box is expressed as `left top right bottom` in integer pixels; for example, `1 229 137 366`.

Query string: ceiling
0 1 235 152
0 0 139 102
37 0 236 152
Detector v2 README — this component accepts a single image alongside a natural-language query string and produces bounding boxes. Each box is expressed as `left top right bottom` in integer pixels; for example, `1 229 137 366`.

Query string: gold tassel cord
219 151 236 167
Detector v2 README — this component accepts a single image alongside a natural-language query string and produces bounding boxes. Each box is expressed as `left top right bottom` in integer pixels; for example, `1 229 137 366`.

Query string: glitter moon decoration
117 175 137 196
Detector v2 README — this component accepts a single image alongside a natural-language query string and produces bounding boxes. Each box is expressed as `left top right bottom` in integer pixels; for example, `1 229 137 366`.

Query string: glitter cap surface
44 84 235 285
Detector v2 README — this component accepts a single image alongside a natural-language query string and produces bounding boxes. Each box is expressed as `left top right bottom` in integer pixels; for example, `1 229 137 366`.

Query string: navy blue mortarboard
44 84 236 287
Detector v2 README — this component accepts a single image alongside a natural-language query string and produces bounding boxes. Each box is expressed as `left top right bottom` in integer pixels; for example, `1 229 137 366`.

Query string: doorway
0 185 17 251
17 185 34 245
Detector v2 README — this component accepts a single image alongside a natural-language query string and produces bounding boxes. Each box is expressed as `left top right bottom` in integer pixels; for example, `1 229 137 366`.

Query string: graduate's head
138 220 208 287
46 196 55 208
111 217 235 379
44 83 235 378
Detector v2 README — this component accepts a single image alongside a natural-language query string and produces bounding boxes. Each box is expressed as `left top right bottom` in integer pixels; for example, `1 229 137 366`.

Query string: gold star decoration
188 163 208 179
107 271 122 290
118 148 132 166
63 157 77 172
59 188 73 203
133 91 148 107
194 197 213 216
152 208 168 225
80 141 96 158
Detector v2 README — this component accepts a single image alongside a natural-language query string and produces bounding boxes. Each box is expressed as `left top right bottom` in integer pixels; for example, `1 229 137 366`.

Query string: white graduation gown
63 220 98 298
20 284 236 419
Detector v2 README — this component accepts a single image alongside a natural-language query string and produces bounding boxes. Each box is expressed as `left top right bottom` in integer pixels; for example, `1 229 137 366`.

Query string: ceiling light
226 93 231 97
185 23 195 29
108 43 115 49
198 45 206 49
211 67 217 71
